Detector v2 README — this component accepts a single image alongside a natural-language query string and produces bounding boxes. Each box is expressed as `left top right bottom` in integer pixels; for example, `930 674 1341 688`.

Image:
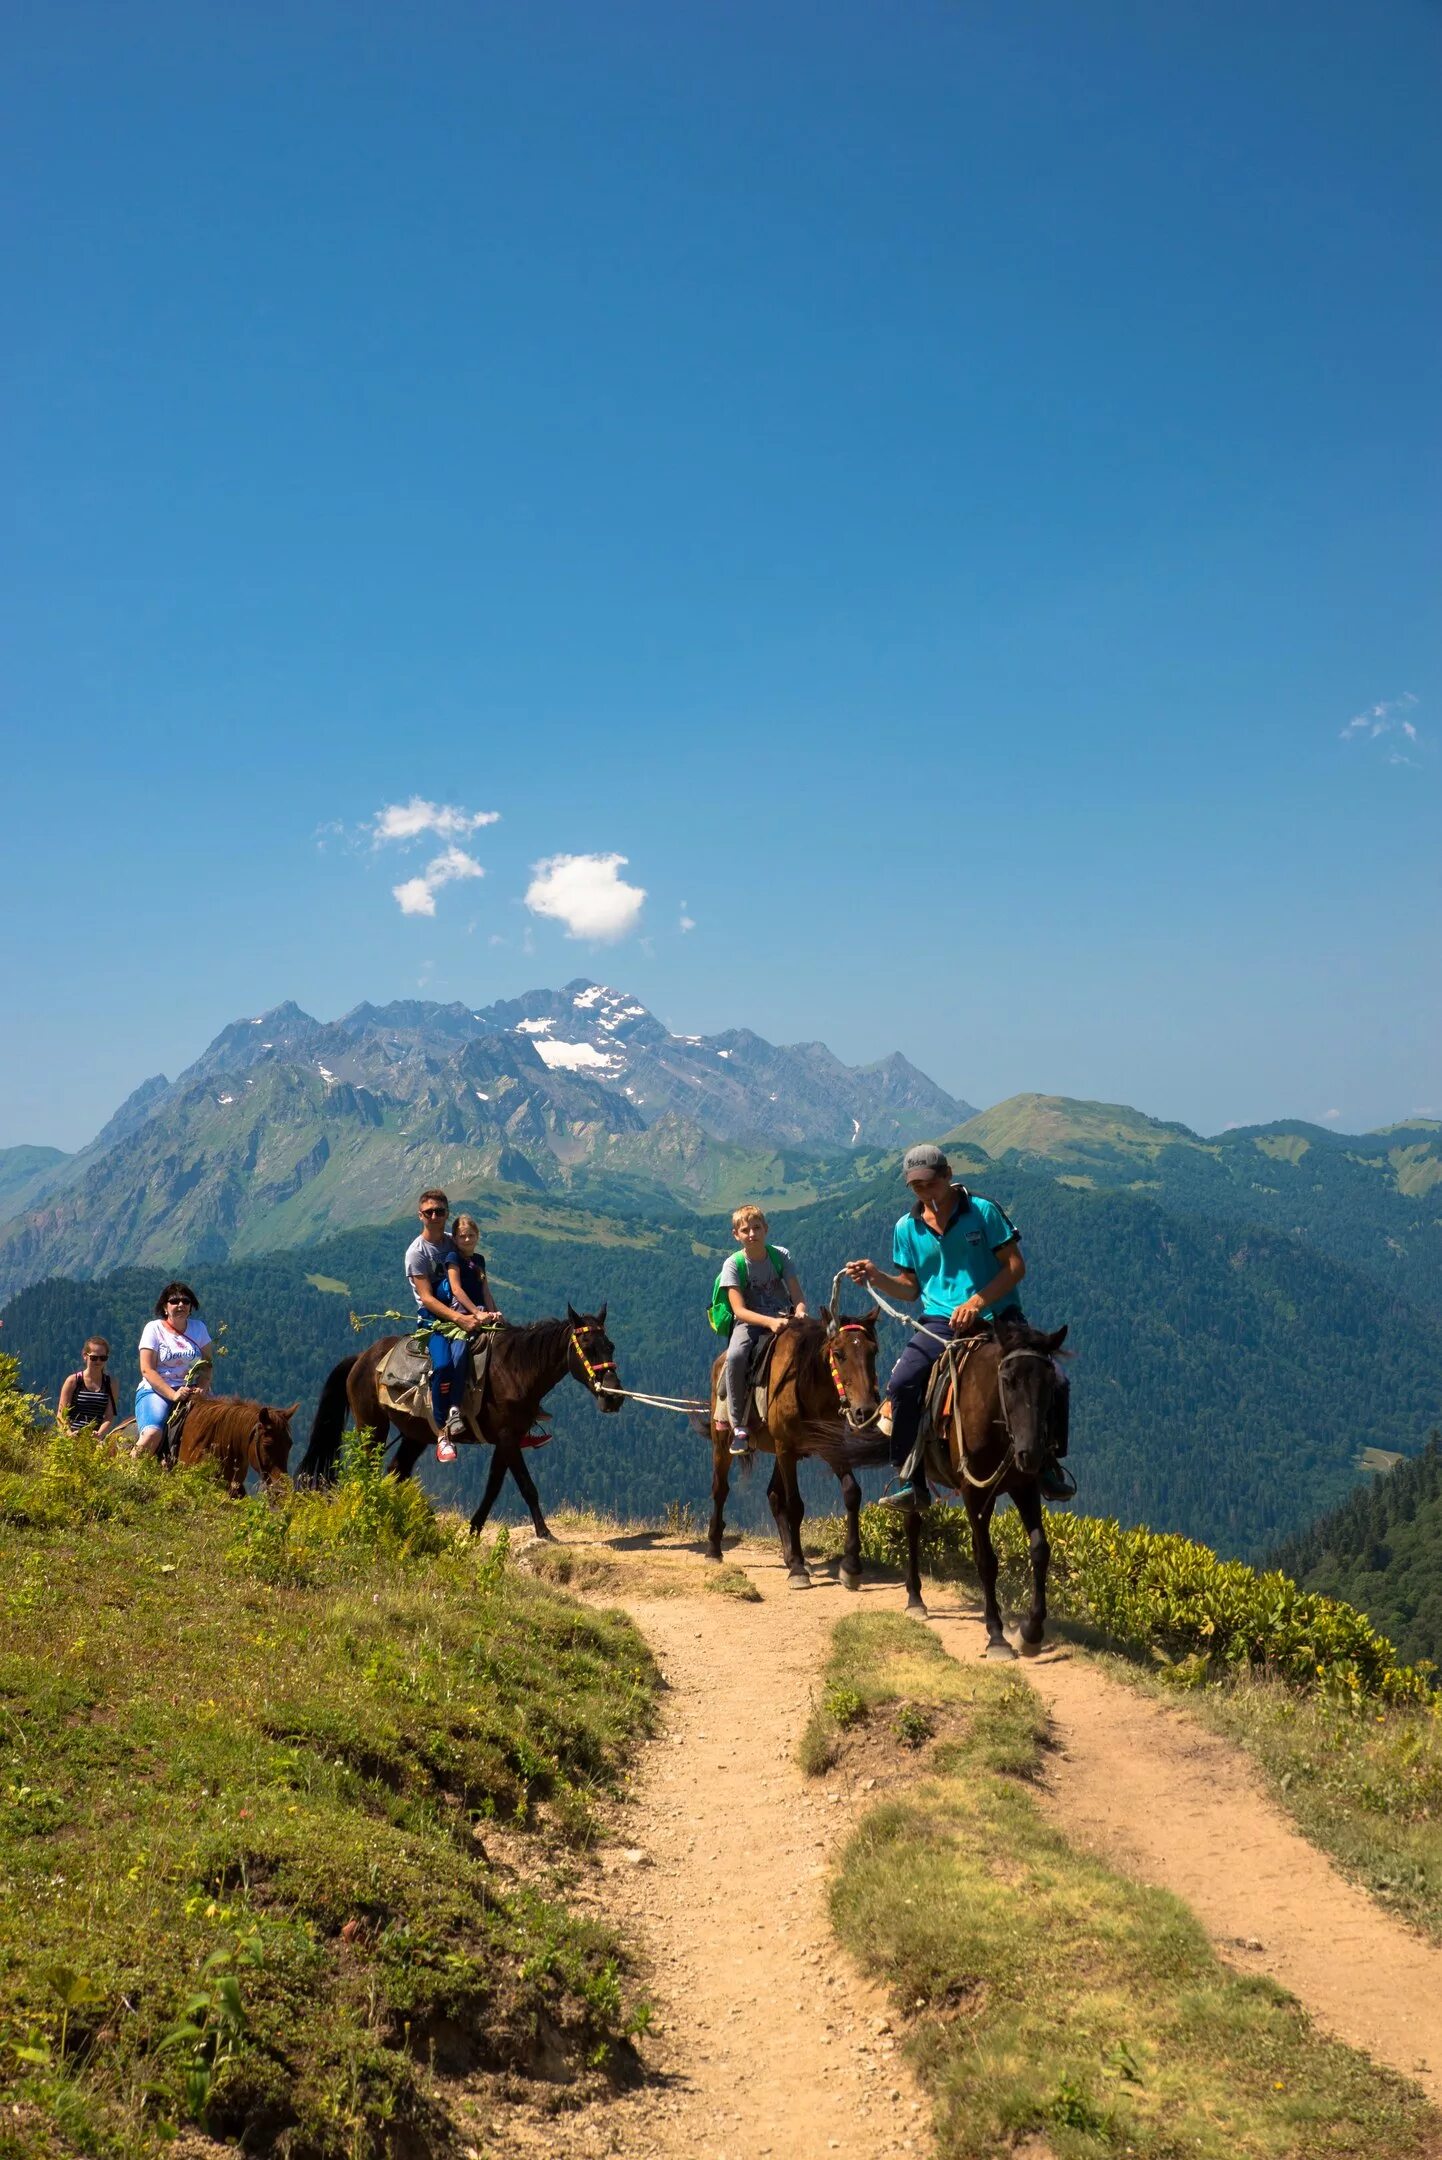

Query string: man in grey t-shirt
718 1205 808 1454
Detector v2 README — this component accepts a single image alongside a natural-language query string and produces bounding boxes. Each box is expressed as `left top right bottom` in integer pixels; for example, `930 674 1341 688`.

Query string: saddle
914 1334 986 1493
378 1331 492 1436
714 1329 782 1433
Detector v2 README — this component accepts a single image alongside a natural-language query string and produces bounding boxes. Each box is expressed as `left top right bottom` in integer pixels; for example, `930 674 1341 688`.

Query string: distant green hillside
948 1097 1442 1314
7 1156 1441 1559
0 1144 71 1225
1269 1437 1442 1669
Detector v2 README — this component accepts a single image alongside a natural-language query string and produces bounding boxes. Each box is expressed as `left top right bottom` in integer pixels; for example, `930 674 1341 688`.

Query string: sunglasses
165 1298 192 1309
420 1207 447 1219
86 1352 109 1363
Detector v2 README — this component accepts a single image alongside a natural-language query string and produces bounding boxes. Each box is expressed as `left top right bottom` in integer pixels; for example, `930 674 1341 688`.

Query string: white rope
599 1384 710 1415
855 1279 954 1342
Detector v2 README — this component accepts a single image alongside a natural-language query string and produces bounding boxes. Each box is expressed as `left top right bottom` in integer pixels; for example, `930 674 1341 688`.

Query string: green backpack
708 1245 787 1337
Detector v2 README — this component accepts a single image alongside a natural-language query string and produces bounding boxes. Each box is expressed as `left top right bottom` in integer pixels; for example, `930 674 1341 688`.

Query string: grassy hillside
0 1357 657 2157
1269 1437 1442 1669
5 1154 1442 1557
0 1146 71 1227
949 1097 1442 1315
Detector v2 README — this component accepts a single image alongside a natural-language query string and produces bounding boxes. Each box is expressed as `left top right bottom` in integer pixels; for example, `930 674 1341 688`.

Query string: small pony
176 1398 299 1498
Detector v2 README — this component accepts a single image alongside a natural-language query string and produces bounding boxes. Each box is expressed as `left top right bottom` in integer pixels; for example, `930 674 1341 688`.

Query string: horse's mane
183 1398 273 1445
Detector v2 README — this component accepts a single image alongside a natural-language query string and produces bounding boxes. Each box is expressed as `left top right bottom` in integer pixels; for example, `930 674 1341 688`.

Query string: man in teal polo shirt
844 1143 1043 1508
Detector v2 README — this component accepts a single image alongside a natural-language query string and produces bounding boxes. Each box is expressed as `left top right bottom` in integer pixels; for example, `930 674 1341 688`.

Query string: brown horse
297 1307 622 1539
707 1311 883 1589
175 1397 299 1497
900 1319 1068 1651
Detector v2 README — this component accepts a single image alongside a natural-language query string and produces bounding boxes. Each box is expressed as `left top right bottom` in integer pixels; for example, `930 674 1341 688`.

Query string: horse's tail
297 1357 357 1484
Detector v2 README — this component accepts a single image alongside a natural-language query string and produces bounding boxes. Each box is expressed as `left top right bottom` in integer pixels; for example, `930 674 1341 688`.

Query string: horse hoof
984 1640 1017 1661
839 1567 862 1593
905 1596 928 1617
704 1549 724 1565
532 1527 557 1544
1018 1633 1044 1657
789 1571 813 1591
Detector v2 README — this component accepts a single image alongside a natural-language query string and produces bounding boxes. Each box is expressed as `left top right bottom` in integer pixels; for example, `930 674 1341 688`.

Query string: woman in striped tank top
57 1338 120 1437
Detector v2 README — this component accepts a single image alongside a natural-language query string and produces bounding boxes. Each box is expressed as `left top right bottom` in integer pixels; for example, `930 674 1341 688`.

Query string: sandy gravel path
492 1545 931 2160
920 1600 1442 2104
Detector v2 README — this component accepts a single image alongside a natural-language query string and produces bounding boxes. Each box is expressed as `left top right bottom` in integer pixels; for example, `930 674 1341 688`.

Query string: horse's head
996 1325 1067 1477
250 1402 299 1485
822 1307 882 1428
565 1303 622 1414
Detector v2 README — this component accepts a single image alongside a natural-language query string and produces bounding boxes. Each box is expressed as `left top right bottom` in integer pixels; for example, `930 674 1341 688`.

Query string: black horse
297 1306 622 1539
901 1318 1069 1654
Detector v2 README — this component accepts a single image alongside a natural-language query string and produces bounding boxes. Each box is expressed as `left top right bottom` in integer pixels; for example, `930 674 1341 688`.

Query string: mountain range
0 982 971 1299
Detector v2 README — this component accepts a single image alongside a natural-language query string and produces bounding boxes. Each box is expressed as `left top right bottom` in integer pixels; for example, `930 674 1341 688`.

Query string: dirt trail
489 1533 1442 2155
920 1607 1442 2105
491 1544 933 2160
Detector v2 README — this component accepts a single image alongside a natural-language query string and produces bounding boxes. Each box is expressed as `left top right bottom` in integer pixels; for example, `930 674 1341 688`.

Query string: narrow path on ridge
490 1541 934 2160
487 1531 1442 2156
982 1634 1442 2105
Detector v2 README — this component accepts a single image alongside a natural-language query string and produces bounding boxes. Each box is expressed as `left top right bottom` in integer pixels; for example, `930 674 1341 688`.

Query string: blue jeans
427 1332 469 1426
885 1320 953 1473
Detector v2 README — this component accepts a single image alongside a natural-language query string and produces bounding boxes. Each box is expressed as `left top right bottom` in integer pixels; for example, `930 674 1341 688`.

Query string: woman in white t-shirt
132 1282 213 1462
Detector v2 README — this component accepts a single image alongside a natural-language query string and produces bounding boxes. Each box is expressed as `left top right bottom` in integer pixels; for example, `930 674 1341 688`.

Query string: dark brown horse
901 1319 1068 1652
175 1397 299 1497
707 1311 883 1588
297 1307 621 1538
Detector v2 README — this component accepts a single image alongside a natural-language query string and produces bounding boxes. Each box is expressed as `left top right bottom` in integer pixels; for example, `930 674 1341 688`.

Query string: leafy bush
850 1504 1435 1706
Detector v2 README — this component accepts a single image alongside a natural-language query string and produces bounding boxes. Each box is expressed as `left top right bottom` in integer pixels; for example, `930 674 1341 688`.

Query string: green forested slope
6 1160 1441 1558
1269 1437 1442 1668
949 1099 1442 1314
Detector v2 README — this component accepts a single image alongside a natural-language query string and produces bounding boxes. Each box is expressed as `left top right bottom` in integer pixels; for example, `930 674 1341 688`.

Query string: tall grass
0 1358 658 2157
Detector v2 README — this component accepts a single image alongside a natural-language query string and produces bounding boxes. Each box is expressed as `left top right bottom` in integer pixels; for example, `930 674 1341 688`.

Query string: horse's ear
566 1301 579 1323
1045 1325 1068 1353
597 1302 607 1325
863 1306 880 1329
281 1402 300 1421
819 1304 832 1327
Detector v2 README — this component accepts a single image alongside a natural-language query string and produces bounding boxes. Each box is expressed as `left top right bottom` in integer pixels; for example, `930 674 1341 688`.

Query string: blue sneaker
878 1480 929 1510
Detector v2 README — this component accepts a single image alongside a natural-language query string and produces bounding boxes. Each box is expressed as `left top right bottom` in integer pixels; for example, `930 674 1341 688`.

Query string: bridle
824 1319 882 1430
954 1341 1054 1492
568 1323 620 1401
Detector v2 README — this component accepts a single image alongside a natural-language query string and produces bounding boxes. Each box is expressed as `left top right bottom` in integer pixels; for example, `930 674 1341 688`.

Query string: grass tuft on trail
818 1612 1439 2160
0 1356 658 2158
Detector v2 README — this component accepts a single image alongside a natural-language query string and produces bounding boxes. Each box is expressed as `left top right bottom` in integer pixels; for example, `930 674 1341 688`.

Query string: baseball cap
901 1143 950 1181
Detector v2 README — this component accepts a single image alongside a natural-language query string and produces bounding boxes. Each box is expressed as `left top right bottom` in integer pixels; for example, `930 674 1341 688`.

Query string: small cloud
524 852 646 942
393 846 486 917
1339 693 1423 763
679 902 696 933
372 797 500 845
488 933 507 948
1320 1108 1342 1122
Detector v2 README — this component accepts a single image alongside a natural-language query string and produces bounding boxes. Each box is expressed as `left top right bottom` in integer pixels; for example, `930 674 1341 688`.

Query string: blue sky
2 0 1437 1149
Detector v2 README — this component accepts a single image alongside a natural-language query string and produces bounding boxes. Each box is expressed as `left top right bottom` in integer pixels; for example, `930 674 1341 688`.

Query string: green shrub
850 1503 1435 1706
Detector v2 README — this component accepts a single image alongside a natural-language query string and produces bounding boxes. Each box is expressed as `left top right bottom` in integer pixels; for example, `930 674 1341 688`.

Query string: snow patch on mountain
531 1039 622 1073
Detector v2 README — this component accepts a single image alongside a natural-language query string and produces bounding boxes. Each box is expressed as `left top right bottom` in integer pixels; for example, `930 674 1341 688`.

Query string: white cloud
679 901 696 933
1320 1108 1342 1122
1340 693 1423 763
393 846 486 917
372 797 500 845
524 852 646 942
